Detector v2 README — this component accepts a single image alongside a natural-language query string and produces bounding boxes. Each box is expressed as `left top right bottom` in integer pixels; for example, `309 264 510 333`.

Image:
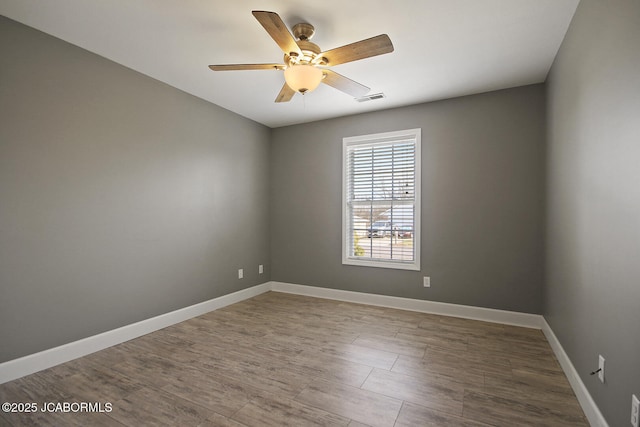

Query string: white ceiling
1 0 579 128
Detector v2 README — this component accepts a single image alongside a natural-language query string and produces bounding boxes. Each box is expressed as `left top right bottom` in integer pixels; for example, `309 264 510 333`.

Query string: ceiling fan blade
252 11 302 56
321 69 370 97
209 64 285 71
275 83 296 103
320 34 394 66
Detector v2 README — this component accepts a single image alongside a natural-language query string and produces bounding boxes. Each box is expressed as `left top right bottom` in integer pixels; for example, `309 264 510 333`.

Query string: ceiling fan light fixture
284 64 323 94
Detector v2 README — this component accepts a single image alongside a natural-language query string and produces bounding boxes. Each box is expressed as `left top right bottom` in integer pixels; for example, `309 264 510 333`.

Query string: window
342 128 421 270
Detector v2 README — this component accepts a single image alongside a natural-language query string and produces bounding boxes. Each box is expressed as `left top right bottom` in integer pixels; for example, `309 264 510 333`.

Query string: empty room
1 1 638 426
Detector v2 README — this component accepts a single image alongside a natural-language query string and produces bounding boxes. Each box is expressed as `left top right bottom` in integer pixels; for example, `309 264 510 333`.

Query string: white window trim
342 128 421 271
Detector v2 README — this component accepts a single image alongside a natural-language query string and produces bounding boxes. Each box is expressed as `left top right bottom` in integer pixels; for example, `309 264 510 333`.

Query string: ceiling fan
209 11 394 103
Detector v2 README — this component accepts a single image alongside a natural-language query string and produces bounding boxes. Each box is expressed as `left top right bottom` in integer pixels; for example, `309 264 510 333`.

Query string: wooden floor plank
361 368 464 416
294 379 403 427
391 354 485 388
463 389 588 426
395 401 492 427
232 394 350 427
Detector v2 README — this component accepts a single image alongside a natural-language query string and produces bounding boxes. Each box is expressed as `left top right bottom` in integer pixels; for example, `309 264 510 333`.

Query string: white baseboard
0 282 271 384
541 319 609 427
269 281 543 329
0 280 542 384
273 281 607 425
0 278 608 427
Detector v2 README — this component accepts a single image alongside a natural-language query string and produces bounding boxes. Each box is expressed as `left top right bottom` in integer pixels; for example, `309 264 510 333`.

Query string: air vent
355 93 386 102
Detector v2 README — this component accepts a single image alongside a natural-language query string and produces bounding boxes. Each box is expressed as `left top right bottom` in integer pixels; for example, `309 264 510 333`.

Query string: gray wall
544 0 640 425
270 85 546 314
0 17 271 363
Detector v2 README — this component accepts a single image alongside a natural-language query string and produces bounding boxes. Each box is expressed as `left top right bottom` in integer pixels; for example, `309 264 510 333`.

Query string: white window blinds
342 129 421 270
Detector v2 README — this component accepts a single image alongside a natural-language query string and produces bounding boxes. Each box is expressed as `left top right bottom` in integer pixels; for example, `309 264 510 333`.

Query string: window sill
342 257 420 271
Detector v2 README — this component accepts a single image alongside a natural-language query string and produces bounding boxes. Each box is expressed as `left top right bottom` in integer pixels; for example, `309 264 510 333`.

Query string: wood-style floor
0 292 588 426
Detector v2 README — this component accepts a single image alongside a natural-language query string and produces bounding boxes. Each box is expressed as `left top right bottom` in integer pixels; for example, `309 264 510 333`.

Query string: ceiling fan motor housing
286 23 325 66
292 23 315 40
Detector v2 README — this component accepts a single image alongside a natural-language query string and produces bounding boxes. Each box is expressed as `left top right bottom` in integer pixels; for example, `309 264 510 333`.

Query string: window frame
342 128 421 271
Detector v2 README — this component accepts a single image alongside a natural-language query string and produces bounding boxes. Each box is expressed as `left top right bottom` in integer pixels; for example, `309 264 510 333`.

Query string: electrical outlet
598 355 605 383
259 264 264 274
238 268 243 279
423 276 430 287
631 394 639 427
